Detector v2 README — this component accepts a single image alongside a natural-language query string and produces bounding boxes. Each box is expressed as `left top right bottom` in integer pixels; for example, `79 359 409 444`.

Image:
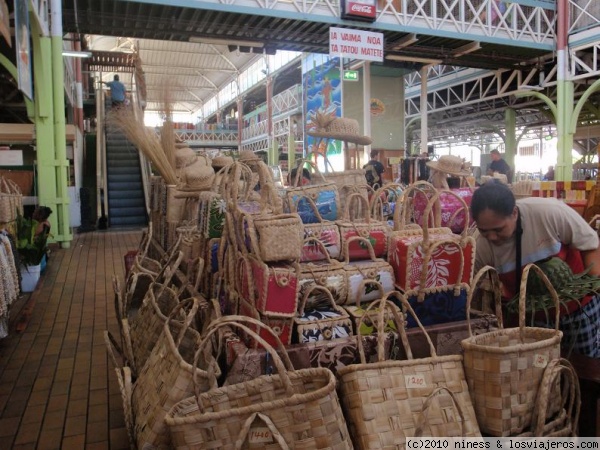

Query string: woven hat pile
175 146 198 170
178 159 215 191
307 114 372 146
212 155 234 169
426 154 472 177
238 150 261 163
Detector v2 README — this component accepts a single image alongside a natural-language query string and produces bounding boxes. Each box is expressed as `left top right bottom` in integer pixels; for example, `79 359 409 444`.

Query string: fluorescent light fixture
189 36 264 48
385 55 442 65
62 50 92 58
452 42 481 57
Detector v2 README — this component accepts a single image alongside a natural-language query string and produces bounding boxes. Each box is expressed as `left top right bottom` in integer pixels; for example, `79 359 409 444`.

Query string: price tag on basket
249 427 273 444
533 353 549 368
405 374 427 388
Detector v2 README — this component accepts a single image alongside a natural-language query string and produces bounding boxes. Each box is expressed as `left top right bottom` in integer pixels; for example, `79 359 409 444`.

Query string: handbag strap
343 235 378 264
298 284 338 316
519 264 560 341
415 237 466 302
342 191 370 223
422 189 470 242
466 266 504 336
235 412 291 450
414 387 467 438
515 207 523 292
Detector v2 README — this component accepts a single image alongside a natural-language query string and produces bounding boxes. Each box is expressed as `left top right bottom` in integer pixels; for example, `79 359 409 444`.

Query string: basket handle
370 183 403 221
394 181 436 231
466 266 504 336
415 238 466 303
529 358 580 437
298 283 337 316
164 296 201 348
302 236 335 265
292 194 326 223
192 315 296 408
519 263 560 341
422 189 470 242
114 367 135 448
343 235 378 264
235 412 291 450
342 191 370 223
290 158 328 185
354 279 385 307
414 387 467 438
354 293 408 363
393 291 439 359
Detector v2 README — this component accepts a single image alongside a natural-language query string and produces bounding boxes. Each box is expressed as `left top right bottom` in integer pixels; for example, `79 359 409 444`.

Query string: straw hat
307 117 372 146
212 155 234 169
426 155 471 177
179 161 215 191
481 173 508 185
175 146 197 169
238 150 261 163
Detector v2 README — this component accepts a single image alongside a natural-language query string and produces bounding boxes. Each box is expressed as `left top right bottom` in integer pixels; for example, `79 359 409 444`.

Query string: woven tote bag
461 264 563 436
0 177 23 224
131 297 221 450
338 292 481 449
294 196 342 262
165 316 354 450
516 358 580 437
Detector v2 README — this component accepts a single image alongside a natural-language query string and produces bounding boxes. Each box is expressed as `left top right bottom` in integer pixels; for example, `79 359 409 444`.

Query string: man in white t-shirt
472 181 600 357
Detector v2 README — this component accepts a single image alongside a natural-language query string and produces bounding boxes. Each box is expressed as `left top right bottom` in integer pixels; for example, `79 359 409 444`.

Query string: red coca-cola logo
351 4 373 13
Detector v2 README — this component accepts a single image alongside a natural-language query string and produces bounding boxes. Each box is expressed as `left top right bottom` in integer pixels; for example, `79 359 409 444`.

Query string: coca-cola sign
342 0 376 22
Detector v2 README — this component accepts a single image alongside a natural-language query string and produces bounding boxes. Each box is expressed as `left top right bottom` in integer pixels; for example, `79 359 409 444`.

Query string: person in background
471 181 600 358
486 149 512 183
32 206 52 238
363 150 385 189
288 167 311 186
544 165 555 181
102 74 127 108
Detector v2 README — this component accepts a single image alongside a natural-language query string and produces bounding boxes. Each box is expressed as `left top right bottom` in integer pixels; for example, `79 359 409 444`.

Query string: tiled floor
0 229 143 450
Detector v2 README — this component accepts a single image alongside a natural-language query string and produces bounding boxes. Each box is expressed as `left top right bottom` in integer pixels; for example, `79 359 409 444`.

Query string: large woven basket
0 177 23 224
337 292 481 449
461 265 563 436
131 298 220 450
165 315 354 450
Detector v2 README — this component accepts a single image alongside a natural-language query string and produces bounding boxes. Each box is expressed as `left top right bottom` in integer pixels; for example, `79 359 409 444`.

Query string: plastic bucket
20 264 41 293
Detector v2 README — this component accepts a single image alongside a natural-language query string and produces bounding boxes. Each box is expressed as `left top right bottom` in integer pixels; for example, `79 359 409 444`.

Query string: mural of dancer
302 54 343 171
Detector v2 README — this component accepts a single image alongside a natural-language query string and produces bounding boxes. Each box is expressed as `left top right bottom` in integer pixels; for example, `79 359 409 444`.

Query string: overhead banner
329 27 384 62
0 0 10 46
15 0 33 100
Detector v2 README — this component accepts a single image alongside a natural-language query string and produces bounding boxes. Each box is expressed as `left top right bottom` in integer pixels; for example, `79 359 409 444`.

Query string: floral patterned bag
293 285 353 344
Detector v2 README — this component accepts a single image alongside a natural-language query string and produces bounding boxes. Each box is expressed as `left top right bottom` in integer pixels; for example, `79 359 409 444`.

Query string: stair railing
96 75 109 226
130 69 152 217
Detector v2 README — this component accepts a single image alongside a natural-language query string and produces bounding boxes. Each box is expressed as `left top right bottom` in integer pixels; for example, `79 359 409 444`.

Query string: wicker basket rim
164 367 336 425
336 354 463 376
461 327 562 354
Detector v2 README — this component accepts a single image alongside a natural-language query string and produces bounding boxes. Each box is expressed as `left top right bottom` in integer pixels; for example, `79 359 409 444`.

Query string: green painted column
31 36 61 242
504 108 516 172
51 33 72 246
556 79 574 181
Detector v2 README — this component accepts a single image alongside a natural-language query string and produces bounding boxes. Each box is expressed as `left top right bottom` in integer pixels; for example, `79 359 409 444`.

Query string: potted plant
15 212 49 292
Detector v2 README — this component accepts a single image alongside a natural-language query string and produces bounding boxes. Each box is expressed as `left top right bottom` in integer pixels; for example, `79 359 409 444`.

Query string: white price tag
405 374 427 388
249 427 273 444
533 353 548 368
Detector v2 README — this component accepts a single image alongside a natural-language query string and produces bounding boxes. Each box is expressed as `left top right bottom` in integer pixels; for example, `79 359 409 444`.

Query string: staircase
104 123 148 227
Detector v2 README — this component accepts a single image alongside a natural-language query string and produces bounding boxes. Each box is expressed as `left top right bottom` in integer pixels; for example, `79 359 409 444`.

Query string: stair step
109 215 148 227
106 152 140 162
107 166 142 175
109 197 146 208
109 206 147 218
108 174 142 184
108 189 144 199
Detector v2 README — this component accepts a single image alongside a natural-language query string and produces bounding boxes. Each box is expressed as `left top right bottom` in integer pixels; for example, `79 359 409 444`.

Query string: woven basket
517 358 580 437
337 292 481 448
131 298 221 450
165 315 354 449
113 366 136 450
245 211 304 263
0 177 23 224
126 269 187 376
370 183 403 222
461 265 563 436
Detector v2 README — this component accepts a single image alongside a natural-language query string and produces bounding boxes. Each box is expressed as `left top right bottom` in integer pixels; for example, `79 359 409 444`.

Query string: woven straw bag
0 177 23 223
392 181 437 232
370 183 403 222
517 358 580 437
461 265 563 436
244 211 304 263
131 297 221 450
165 315 354 449
337 292 481 449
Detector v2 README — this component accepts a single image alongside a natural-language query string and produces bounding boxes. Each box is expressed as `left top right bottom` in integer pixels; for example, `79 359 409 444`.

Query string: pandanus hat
307 117 372 146
426 154 472 177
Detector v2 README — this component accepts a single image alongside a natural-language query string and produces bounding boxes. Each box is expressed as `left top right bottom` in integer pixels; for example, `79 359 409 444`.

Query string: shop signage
343 70 359 81
341 0 376 22
330 27 384 63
